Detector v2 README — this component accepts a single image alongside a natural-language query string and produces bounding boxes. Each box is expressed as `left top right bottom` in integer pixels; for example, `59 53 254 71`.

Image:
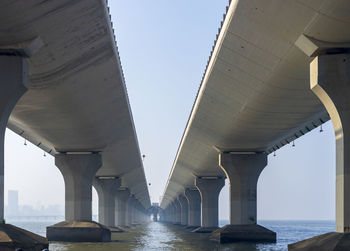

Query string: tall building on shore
8 190 19 216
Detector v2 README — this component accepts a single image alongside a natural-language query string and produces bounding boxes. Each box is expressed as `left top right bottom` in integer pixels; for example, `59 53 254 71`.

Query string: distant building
8 190 19 216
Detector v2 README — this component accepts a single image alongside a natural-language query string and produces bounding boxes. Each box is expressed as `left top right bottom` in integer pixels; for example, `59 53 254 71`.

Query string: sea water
8 219 334 250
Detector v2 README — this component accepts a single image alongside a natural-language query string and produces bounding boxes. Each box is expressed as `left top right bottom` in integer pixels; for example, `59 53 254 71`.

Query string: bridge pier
47 153 111 242
0 56 48 250
93 177 123 232
165 206 171 223
169 205 175 223
163 205 170 223
125 194 134 227
193 177 225 233
178 195 189 226
173 200 182 224
170 203 176 223
289 53 350 250
210 152 276 243
137 202 148 223
163 206 172 223
184 188 201 229
159 210 164 222
115 188 130 227
130 197 139 226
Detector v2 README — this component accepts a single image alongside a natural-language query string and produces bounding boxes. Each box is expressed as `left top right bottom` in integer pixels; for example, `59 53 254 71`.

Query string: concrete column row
55 152 150 228
159 153 272 237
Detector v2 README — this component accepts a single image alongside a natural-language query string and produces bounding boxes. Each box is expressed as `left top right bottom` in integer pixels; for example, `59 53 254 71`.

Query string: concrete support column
0 53 48 250
289 51 350 249
170 203 176 223
163 207 168 222
93 177 120 227
165 208 170 222
173 200 181 224
125 195 134 226
159 210 164 222
194 177 224 232
310 54 350 233
164 207 170 222
184 188 201 227
178 195 188 226
55 153 102 222
47 154 110 242
0 56 28 221
219 152 267 225
134 201 140 223
131 198 139 224
212 152 276 243
115 189 130 227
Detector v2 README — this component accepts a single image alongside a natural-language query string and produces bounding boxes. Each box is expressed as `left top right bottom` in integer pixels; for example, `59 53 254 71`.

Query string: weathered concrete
93 177 121 227
289 232 350 251
193 177 225 233
130 197 139 225
0 56 28 222
56 153 102 222
0 223 48 251
173 200 182 225
47 221 110 242
178 195 189 226
184 188 201 228
219 152 266 225
47 153 109 242
163 207 169 222
311 54 350 233
213 152 276 243
125 195 135 227
0 56 49 250
288 53 350 248
170 204 176 223
115 189 130 227
210 224 276 243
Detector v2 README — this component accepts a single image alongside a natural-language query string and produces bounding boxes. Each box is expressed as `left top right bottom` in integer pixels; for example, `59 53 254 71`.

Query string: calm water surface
8 220 334 251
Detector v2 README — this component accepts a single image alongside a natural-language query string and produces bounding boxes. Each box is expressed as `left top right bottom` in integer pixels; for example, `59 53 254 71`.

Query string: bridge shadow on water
48 222 287 251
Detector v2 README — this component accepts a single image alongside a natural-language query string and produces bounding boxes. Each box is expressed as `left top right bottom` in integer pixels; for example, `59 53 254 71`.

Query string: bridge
0 0 350 250
0 0 151 247
159 0 350 249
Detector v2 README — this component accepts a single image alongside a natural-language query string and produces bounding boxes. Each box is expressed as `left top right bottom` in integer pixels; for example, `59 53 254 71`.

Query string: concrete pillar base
192 226 219 233
288 232 350 251
185 225 200 230
46 221 111 242
0 223 48 251
108 226 124 233
210 224 276 243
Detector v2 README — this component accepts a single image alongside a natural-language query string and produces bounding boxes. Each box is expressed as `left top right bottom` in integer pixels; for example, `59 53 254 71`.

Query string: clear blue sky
4 0 335 220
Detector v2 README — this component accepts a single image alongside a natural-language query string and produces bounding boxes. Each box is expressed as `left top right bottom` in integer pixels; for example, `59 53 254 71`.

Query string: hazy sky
4 0 335 220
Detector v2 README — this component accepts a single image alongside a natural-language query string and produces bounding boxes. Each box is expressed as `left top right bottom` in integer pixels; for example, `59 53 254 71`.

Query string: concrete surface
93 177 121 227
288 232 350 251
195 177 225 228
0 223 48 251
184 188 201 227
47 221 111 242
210 224 276 243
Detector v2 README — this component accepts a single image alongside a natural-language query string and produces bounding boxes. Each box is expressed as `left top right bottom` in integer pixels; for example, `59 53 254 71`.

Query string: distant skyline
4 0 335 220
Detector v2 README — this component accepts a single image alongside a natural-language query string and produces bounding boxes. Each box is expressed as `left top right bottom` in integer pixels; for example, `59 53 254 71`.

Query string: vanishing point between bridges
0 0 349 250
